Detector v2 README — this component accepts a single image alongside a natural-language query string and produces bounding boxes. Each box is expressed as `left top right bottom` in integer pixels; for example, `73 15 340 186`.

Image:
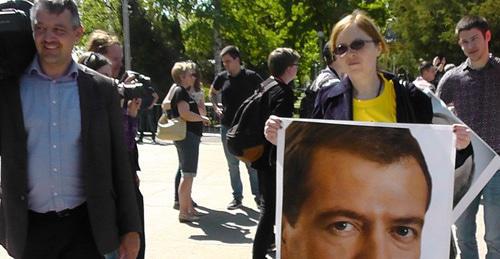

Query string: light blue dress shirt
20 56 85 213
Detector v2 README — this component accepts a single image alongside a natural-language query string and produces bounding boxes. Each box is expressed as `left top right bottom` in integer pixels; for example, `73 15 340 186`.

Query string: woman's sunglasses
334 39 376 56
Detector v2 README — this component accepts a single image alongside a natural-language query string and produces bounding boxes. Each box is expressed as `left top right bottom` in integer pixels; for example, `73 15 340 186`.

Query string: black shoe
267 243 276 254
227 199 242 210
174 200 198 210
255 197 264 212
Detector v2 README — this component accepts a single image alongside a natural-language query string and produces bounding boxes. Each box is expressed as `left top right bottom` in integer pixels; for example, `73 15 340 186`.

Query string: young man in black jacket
251 47 300 259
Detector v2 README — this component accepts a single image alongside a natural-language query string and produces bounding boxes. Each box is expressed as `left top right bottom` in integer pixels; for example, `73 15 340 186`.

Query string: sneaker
227 199 242 210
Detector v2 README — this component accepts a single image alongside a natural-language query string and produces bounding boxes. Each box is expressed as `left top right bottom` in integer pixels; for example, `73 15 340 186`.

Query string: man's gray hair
31 0 81 28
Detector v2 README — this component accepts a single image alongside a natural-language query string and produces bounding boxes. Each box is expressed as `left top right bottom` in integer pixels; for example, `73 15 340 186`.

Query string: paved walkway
0 134 487 258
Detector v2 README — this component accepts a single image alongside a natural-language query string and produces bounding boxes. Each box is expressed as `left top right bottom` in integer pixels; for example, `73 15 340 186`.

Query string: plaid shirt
437 55 500 154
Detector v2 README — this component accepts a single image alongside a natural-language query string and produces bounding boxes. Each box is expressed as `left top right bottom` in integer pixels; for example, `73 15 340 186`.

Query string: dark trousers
253 168 276 259
138 109 156 140
23 203 103 259
135 185 146 259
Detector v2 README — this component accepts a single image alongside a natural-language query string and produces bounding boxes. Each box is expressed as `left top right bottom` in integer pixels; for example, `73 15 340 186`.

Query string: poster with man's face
276 119 456 259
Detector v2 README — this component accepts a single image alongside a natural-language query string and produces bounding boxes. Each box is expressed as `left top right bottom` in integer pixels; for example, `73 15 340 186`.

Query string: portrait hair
267 47 300 77
455 15 489 37
283 122 432 226
329 10 388 56
31 0 81 29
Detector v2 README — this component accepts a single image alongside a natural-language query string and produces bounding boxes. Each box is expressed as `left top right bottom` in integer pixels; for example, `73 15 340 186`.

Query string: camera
117 70 154 100
0 0 36 81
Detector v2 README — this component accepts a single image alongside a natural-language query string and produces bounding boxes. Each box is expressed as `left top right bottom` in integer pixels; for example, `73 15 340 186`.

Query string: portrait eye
327 221 358 236
391 226 419 242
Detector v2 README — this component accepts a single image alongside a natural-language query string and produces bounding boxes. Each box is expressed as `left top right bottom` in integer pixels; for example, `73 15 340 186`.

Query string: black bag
226 77 279 163
298 87 316 118
299 70 340 118
0 0 35 81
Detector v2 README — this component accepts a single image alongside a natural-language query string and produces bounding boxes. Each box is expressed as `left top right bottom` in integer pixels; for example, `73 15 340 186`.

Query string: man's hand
118 232 140 259
264 115 282 146
453 124 471 150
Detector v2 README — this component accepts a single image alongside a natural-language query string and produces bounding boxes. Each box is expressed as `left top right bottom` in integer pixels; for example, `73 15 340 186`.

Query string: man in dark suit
0 0 141 258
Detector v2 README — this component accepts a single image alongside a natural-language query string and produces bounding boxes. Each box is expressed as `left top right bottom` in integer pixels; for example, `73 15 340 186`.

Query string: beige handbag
157 113 186 141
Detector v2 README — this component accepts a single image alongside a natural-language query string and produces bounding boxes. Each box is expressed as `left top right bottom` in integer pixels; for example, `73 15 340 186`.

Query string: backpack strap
259 77 280 93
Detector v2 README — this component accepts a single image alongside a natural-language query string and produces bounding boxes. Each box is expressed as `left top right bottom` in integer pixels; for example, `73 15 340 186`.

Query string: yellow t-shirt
353 75 397 122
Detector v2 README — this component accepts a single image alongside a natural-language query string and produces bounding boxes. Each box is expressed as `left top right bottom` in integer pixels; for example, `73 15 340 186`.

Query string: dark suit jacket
0 65 141 258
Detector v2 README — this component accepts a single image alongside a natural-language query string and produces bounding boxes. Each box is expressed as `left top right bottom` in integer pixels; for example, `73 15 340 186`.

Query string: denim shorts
174 131 201 177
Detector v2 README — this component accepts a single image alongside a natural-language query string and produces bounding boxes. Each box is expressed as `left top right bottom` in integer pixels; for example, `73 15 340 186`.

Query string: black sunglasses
334 39 376 56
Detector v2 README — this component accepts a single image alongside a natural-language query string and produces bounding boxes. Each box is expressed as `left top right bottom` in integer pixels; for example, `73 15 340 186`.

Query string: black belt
29 202 87 220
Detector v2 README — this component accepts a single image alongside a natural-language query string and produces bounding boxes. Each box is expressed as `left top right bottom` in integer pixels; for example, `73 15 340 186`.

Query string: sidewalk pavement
0 134 487 258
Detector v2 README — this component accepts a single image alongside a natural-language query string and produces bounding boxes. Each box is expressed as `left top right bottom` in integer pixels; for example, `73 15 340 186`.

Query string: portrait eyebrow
391 217 425 230
315 209 369 224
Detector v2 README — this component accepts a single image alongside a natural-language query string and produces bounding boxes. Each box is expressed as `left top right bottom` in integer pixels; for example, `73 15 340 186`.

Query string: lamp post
122 0 131 71
316 30 325 77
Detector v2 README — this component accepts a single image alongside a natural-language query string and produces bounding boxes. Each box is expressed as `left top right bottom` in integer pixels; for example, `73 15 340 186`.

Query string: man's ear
74 25 84 42
485 30 491 43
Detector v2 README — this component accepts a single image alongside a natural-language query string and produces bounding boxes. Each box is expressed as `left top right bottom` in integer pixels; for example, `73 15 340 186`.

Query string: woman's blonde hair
171 61 192 84
329 10 388 56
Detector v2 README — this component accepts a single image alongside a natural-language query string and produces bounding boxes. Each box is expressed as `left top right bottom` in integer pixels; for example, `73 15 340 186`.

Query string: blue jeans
221 125 259 200
455 170 500 259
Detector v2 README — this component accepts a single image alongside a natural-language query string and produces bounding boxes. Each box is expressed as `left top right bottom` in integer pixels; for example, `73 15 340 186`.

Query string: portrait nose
357 229 390 259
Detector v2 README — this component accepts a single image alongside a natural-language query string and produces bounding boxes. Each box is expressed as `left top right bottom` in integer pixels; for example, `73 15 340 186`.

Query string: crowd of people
0 0 498 259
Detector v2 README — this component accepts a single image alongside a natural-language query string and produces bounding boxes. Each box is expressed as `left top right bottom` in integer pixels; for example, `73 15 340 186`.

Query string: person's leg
23 215 60 259
61 205 103 259
245 163 260 201
221 125 243 204
147 109 157 142
253 168 276 259
135 185 146 259
455 192 481 259
177 132 200 221
483 171 500 259
178 175 194 217
174 167 181 203
137 110 145 143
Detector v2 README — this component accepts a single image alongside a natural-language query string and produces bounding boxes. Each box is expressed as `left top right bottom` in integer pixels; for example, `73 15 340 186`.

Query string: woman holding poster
265 10 471 154
264 10 473 259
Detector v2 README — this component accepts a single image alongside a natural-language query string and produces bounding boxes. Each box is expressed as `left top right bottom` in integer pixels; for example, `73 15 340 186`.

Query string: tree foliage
77 0 500 93
389 0 500 75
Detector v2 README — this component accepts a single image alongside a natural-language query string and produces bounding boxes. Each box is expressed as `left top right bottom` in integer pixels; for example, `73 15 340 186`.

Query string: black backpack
226 77 279 163
0 0 35 81
299 69 340 118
